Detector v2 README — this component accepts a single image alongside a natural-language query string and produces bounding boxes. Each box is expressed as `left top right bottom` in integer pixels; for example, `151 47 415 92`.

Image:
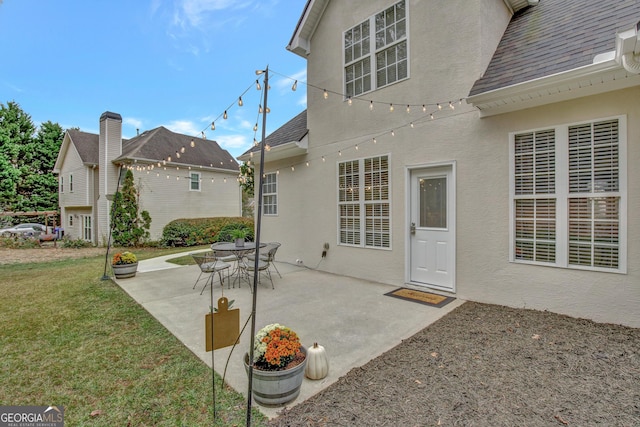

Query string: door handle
410 222 416 235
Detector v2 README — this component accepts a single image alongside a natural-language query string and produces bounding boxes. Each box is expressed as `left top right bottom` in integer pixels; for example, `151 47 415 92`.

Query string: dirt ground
269 302 640 427
0 246 106 265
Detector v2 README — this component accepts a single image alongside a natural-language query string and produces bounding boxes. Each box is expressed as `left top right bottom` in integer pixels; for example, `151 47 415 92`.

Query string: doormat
384 287 455 308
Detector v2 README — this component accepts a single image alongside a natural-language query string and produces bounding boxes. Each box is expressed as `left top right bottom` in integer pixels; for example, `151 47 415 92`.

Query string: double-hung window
262 172 277 215
190 172 201 191
338 155 390 248
511 117 626 272
344 1 408 98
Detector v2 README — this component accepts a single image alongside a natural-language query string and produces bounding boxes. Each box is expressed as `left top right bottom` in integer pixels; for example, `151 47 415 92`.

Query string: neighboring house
239 0 640 327
54 112 241 245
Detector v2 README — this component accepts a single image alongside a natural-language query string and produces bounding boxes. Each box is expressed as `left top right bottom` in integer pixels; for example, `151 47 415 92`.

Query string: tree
0 102 63 213
111 169 151 246
0 101 35 211
239 161 254 218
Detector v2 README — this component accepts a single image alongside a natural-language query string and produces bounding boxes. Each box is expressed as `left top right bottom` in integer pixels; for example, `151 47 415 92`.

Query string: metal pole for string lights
246 66 269 427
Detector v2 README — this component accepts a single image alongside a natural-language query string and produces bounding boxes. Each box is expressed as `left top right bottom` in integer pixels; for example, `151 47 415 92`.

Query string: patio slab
115 253 464 419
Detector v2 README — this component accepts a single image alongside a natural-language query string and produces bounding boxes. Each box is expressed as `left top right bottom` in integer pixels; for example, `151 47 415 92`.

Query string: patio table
210 242 266 287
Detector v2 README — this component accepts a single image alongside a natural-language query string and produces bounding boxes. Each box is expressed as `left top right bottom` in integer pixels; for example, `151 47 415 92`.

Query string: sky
0 0 308 158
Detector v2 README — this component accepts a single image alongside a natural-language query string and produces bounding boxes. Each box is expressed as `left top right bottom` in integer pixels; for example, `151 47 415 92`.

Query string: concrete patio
115 251 464 419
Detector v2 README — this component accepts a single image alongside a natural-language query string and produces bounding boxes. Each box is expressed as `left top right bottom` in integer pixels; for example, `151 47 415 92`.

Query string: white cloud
123 117 143 129
178 0 252 28
163 119 201 135
216 133 250 151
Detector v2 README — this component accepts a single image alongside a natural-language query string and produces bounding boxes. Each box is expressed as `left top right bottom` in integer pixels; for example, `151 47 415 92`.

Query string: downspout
616 21 640 74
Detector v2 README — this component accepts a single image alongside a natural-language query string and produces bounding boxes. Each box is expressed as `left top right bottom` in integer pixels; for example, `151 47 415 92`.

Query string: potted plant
243 323 307 405
230 228 249 247
111 251 138 279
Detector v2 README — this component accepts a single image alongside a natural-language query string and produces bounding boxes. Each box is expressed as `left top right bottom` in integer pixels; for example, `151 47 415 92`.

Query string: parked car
0 223 46 237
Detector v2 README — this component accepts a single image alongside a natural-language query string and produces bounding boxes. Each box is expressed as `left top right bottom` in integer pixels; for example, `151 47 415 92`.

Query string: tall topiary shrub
111 169 151 246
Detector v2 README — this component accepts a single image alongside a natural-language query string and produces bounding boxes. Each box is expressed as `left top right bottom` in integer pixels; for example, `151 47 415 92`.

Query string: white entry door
409 165 455 291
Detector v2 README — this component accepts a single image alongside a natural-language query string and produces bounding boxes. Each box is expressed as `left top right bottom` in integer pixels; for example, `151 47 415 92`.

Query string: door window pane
419 177 446 228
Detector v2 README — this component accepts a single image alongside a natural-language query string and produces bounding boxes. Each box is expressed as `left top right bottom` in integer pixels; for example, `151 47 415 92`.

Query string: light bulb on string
338 150 342 156
449 101 454 110
323 89 328 99
180 146 185 153
410 122 414 128
306 161 310 167
437 103 442 110
201 131 206 139
223 110 228 119
322 156 326 162
370 101 374 111
176 151 180 159
355 144 358 150
347 96 352 106
391 130 395 136
190 139 195 148
422 104 427 112
238 96 243 107
291 80 297 91
256 80 261 90
265 145 271 151
373 137 377 144
389 103 394 112
211 122 215 131
406 105 410 113
430 113 434 119
167 156 172 162
291 165 295 172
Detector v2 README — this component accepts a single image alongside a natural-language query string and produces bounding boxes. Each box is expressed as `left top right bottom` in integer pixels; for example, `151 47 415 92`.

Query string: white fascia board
467 58 640 116
237 136 308 164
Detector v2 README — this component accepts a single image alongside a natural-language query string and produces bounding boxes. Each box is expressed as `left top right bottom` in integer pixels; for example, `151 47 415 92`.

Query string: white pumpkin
304 342 329 380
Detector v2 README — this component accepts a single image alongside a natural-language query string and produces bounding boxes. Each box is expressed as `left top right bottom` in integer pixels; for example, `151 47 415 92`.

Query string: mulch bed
269 302 640 426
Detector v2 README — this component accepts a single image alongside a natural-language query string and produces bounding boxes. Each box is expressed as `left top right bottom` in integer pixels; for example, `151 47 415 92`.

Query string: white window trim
509 115 627 273
262 172 278 216
189 172 201 192
337 154 392 250
343 0 409 98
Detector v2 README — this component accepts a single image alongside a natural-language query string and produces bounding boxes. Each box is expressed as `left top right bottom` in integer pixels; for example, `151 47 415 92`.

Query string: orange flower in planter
253 324 301 370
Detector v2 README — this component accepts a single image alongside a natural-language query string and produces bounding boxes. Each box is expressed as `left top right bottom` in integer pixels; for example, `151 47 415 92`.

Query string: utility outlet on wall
296 259 304 265
322 242 329 258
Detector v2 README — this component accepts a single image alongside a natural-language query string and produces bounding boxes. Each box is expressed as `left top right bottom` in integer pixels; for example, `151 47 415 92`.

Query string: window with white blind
262 172 277 215
510 117 626 272
344 1 408 98
338 155 390 248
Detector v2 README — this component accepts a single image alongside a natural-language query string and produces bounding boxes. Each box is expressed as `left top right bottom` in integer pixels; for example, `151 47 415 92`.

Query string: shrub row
161 217 254 247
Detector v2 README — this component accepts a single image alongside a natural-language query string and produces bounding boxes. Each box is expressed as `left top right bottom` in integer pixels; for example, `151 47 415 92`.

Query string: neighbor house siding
133 168 242 240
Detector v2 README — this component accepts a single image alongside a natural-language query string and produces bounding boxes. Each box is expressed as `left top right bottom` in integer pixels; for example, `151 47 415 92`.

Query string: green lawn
0 249 267 426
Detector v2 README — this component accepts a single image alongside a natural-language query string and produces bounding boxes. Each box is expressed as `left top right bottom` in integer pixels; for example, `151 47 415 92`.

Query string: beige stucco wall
260 0 639 326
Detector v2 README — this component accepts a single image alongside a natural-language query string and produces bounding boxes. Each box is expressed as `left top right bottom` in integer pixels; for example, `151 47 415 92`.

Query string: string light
430 113 434 119
449 101 455 110
180 146 185 153
406 105 410 113
238 96 243 106
422 104 426 112
223 110 228 119
256 80 261 90
190 139 195 148
410 122 414 128
201 131 206 139
291 80 297 91
437 103 442 110
322 156 326 162
370 100 374 111
389 103 394 112
253 123 258 132
306 161 310 167
391 130 395 136
323 89 328 99
347 96 352 106
355 144 358 150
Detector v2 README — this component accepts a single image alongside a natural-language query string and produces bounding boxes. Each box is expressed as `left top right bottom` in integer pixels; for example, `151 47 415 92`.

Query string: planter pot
244 346 307 406
235 238 245 247
112 262 138 279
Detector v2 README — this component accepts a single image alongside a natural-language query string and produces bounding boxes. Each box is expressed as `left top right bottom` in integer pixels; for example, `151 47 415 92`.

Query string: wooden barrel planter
112 262 138 279
244 346 307 406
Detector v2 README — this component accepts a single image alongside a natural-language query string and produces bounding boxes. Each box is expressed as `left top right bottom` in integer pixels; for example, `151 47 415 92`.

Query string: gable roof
67 129 99 165
117 126 238 172
287 0 532 57
469 0 640 96
238 110 308 162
